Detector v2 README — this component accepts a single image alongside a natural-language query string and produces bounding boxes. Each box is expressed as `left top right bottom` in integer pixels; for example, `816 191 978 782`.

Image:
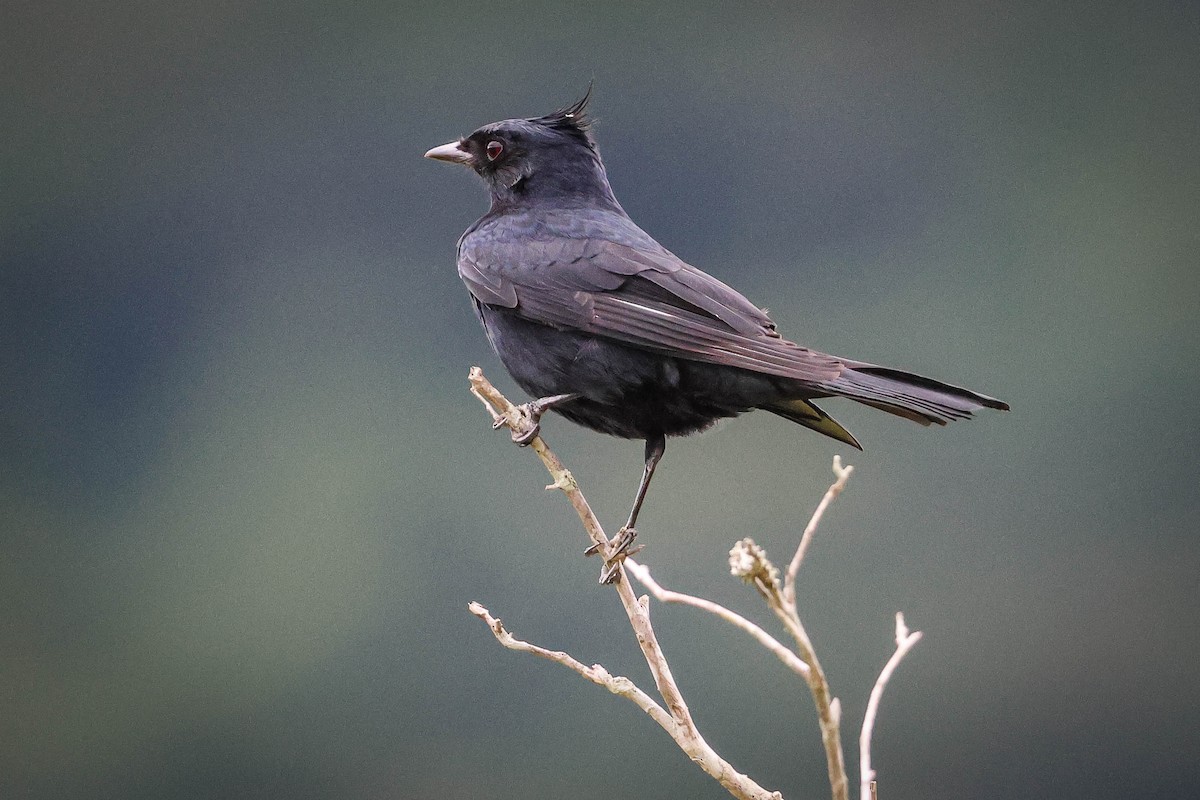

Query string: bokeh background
4 1 1198 798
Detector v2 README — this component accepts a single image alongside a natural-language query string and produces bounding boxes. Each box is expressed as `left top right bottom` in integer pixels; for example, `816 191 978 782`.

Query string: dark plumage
426 92 1007 576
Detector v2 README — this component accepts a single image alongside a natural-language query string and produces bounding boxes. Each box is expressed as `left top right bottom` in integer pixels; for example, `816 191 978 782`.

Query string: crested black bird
426 92 1007 580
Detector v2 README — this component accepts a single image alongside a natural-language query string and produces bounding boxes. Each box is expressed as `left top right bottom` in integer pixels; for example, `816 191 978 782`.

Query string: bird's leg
590 434 666 584
495 393 580 446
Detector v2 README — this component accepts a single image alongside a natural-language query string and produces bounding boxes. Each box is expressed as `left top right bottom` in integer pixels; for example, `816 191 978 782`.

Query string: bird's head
424 89 620 211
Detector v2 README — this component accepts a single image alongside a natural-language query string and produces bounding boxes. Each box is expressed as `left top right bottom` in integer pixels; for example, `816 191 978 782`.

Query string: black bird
426 93 1007 579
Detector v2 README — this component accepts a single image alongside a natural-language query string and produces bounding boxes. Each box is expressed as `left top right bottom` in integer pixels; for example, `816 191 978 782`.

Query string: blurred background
3 1 1197 798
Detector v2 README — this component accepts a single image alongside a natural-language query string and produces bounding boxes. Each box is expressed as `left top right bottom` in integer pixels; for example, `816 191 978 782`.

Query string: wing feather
459 234 843 383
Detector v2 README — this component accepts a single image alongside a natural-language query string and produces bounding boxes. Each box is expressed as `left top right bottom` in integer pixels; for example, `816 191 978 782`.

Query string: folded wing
459 236 845 383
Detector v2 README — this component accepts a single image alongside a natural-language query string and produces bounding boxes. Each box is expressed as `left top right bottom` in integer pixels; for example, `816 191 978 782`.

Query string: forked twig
859 614 923 800
784 455 854 607
624 559 810 679
468 367 781 800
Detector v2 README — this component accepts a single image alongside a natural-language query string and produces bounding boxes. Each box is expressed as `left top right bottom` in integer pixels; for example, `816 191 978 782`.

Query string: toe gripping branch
494 393 580 446
585 526 643 585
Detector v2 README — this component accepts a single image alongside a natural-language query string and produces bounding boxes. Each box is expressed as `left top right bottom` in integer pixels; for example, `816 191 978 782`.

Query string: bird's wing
459 237 844 383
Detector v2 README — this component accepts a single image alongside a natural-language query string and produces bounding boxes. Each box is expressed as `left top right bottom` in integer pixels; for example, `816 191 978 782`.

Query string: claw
599 559 623 585
511 422 540 446
610 526 638 557
494 393 580 447
597 526 640 584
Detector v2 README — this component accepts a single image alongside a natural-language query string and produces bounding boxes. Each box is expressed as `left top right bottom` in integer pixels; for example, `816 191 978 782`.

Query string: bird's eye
486 140 504 161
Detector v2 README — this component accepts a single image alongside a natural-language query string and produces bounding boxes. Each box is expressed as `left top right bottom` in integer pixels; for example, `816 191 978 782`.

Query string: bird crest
530 86 594 145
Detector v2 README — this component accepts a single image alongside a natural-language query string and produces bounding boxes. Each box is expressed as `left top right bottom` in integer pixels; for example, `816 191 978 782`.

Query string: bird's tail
824 363 1010 426
764 398 863 450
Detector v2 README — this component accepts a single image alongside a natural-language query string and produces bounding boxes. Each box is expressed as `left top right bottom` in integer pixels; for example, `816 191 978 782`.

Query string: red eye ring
486 140 504 161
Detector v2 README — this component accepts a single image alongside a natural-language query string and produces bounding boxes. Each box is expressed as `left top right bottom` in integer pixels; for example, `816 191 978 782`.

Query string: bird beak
424 140 473 165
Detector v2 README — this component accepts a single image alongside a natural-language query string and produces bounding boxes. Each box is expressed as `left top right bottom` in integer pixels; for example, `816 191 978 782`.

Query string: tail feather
764 398 863 450
826 364 1009 426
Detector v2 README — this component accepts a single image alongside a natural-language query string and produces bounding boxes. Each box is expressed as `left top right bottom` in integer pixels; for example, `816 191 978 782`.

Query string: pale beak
424 140 473 165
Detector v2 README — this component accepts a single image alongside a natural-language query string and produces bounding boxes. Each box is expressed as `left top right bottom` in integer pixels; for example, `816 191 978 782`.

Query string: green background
4 1 1197 797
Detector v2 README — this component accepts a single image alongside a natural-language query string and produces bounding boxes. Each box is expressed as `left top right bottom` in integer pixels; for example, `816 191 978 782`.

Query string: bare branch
467 368 782 800
732 454 855 800
469 368 607 556
468 601 674 731
784 455 854 608
624 559 810 679
858 613 923 800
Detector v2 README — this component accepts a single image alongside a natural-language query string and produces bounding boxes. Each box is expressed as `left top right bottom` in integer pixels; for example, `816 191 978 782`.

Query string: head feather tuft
530 84 595 144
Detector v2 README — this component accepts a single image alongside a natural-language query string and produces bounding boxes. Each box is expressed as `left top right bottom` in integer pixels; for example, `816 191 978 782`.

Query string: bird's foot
585 526 643 585
494 393 579 446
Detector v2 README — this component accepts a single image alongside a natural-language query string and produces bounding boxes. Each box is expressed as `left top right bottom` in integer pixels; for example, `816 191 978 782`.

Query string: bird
425 91 1007 581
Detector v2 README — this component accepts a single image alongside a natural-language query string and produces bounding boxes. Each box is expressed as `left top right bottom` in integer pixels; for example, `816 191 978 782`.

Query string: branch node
545 472 575 492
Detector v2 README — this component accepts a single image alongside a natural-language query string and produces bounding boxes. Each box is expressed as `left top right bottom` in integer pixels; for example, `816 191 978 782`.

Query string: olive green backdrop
3 1 1197 798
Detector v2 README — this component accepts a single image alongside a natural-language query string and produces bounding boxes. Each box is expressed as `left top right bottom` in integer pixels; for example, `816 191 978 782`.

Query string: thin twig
467 367 781 800
784 455 854 608
468 601 675 731
625 559 811 679
859 613 922 800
